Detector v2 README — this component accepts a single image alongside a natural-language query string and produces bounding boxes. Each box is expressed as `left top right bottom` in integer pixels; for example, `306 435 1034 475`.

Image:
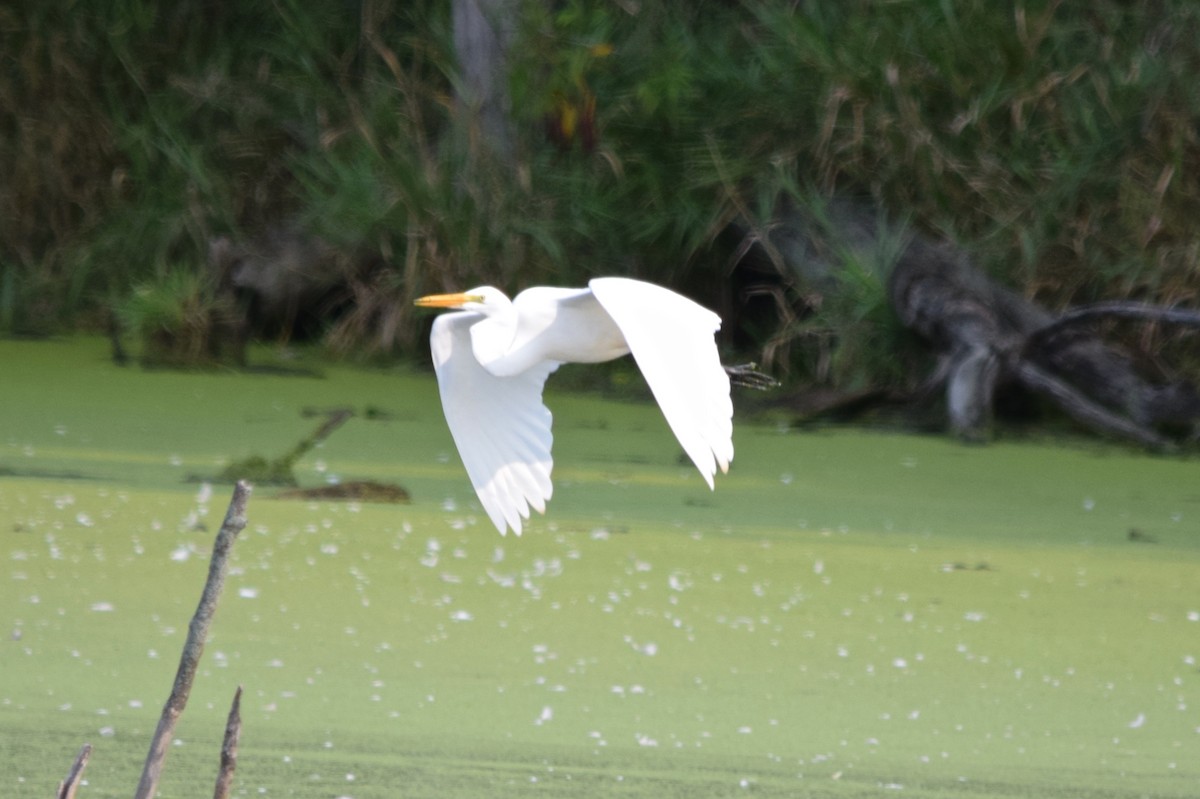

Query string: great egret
416 277 734 535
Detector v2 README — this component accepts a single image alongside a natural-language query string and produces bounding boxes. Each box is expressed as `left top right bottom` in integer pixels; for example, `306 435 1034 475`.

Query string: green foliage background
2 0 1198 376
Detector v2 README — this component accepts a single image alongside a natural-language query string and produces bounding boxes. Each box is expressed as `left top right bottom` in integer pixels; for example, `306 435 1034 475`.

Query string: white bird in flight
416 277 734 535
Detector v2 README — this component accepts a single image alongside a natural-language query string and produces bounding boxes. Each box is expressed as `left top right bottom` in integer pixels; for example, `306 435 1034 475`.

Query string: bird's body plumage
420 277 733 535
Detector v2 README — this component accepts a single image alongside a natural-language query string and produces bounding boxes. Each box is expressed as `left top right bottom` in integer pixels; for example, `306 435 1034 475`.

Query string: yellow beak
414 292 484 308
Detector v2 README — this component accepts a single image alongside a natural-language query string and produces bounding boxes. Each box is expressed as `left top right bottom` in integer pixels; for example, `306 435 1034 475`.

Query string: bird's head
414 286 504 312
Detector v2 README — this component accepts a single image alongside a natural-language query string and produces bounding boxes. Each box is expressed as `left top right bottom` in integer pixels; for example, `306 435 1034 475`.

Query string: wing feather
429 312 559 535
588 278 734 487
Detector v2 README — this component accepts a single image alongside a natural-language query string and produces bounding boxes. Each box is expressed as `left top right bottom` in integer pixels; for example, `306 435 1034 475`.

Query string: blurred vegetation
2 0 1198 384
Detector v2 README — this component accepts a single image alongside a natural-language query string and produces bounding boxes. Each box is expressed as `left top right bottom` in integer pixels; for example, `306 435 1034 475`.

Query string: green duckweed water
2 336 1198 797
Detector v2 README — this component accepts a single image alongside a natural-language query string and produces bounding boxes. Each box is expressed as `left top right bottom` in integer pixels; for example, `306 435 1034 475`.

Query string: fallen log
887 236 1200 447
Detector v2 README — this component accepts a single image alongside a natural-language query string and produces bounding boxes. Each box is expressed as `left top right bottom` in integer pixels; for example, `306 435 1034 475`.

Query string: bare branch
134 481 252 799
1028 301 1200 347
213 686 244 799
1014 361 1172 450
56 743 92 799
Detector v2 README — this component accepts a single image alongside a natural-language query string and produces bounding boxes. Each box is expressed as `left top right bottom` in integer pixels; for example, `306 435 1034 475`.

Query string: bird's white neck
467 303 533 378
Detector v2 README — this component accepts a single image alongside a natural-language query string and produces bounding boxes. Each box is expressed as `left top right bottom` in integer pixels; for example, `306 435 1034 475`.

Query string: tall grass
2 1 1198 382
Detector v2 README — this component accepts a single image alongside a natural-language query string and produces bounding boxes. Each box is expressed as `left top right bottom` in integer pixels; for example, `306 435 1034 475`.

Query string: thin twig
213 685 244 799
133 481 252 799
56 743 92 799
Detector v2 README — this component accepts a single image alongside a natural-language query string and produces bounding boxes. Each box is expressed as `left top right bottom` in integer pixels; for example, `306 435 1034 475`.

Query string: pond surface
2 336 1198 797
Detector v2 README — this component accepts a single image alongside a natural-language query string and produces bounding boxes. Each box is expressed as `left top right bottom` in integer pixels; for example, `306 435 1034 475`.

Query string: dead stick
133 481 252 799
56 743 92 799
213 686 243 799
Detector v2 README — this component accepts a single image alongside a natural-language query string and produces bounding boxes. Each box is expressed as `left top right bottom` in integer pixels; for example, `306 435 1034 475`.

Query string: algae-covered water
2 336 1198 797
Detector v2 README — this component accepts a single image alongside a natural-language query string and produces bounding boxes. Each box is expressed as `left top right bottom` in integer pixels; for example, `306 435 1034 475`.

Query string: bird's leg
724 362 780 390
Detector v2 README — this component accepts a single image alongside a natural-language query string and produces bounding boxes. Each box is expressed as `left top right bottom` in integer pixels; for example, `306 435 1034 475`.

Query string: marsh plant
118 266 239 367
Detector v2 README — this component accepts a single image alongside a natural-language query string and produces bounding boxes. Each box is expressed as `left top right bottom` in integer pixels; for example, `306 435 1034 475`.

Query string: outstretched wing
589 277 733 486
429 312 560 535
